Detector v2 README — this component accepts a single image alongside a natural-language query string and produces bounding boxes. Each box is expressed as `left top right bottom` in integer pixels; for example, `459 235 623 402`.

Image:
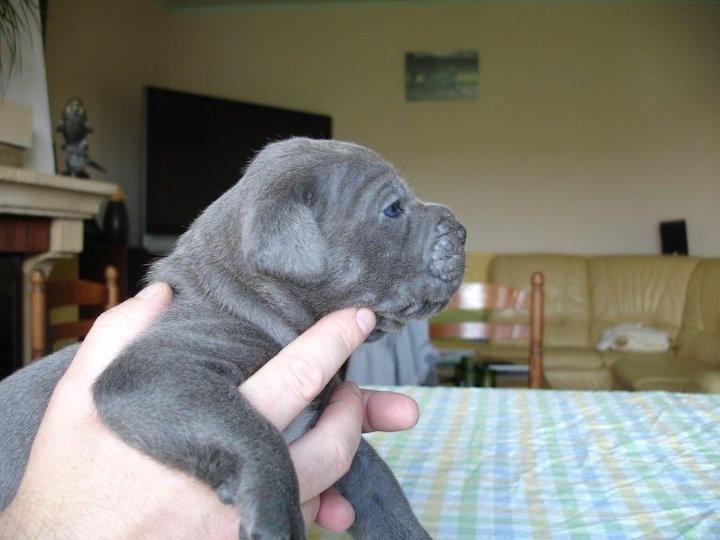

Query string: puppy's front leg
93 349 306 540
335 439 431 539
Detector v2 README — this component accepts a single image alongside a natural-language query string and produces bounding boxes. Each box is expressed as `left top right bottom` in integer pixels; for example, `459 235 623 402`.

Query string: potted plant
0 0 39 167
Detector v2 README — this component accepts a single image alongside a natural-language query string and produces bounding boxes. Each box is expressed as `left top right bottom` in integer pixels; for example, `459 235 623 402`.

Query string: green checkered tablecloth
309 387 720 539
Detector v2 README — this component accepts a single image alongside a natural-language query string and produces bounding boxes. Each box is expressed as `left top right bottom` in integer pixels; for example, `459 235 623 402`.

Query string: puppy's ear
242 195 329 285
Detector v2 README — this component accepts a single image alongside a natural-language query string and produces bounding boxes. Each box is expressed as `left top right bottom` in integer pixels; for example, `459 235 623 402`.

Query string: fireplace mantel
0 166 118 367
0 165 116 219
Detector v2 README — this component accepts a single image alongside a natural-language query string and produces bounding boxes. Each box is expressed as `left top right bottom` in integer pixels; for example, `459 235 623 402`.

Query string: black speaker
660 220 688 255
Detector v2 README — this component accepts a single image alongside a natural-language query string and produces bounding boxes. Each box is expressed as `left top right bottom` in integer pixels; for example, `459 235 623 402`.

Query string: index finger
239 307 376 430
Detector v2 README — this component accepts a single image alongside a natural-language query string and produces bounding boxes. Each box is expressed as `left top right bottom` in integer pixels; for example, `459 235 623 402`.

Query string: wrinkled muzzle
430 210 466 285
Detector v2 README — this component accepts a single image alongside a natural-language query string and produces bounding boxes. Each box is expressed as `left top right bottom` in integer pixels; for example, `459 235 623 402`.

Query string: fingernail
355 308 376 335
135 282 164 299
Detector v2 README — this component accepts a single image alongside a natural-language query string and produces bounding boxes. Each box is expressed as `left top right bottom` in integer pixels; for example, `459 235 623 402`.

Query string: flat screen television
143 87 332 253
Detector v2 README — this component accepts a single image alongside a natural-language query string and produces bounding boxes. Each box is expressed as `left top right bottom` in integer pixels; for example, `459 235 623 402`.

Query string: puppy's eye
383 201 404 218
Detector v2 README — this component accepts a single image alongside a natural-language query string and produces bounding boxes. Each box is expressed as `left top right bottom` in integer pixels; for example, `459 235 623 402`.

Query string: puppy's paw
237 502 306 540
219 480 305 540
352 522 432 540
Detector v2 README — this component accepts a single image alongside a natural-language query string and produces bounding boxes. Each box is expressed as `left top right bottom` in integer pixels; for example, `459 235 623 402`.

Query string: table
309 387 720 539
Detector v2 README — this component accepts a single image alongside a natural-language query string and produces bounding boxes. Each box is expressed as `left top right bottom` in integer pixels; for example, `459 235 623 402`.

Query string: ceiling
160 0 703 12
160 0 528 12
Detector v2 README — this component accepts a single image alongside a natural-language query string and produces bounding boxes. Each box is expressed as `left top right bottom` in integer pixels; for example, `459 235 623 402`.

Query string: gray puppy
0 138 465 539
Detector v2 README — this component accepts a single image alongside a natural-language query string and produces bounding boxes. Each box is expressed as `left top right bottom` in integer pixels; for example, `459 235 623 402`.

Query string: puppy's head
211 138 465 338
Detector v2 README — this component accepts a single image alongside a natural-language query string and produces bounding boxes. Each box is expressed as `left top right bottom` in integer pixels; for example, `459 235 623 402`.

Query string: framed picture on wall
405 50 479 102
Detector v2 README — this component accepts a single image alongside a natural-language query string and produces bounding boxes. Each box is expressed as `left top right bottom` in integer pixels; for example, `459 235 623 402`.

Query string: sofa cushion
677 259 720 367
545 369 614 391
488 254 590 347
474 343 603 371
611 355 711 392
693 372 720 394
599 349 673 369
587 256 699 345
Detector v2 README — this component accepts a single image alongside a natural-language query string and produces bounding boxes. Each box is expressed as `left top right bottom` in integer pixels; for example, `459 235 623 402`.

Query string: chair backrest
430 272 544 388
30 265 120 360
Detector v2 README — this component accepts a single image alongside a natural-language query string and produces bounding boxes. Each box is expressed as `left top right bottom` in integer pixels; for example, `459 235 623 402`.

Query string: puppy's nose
433 206 466 242
440 208 466 244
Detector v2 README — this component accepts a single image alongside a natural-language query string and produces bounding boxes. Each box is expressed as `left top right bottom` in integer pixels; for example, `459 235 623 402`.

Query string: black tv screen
143 87 332 251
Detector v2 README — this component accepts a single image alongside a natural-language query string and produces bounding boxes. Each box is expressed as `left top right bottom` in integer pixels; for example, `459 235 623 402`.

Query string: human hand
240 310 420 532
0 282 237 538
0 282 419 537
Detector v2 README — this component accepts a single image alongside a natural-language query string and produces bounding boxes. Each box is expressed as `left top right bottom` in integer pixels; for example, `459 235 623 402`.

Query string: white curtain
345 321 439 386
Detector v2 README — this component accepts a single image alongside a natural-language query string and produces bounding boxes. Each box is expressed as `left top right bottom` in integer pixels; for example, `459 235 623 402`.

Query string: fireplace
0 166 116 376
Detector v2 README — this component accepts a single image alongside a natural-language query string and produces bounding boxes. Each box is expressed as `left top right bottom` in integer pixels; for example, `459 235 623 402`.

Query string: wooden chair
429 272 545 388
30 265 120 360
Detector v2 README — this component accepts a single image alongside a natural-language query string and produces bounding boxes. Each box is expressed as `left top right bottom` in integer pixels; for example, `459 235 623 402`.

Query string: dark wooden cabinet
80 244 156 300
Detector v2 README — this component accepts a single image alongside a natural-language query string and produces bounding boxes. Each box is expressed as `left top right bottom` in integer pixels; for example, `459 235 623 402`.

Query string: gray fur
0 138 465 539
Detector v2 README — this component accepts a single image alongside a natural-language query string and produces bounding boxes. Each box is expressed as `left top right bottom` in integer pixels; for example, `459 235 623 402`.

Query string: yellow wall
463 252 493 282
45 2 720 256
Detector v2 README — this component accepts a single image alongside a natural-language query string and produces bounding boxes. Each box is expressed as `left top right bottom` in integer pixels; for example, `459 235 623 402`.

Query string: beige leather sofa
483 254 720 393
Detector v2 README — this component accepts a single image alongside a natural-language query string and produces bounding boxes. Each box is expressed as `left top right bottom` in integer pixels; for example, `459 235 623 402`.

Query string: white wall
45 0 169 238
45 2 720 256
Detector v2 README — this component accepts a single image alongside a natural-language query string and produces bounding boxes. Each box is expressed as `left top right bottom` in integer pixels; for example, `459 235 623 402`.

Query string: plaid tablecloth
309 387 720 539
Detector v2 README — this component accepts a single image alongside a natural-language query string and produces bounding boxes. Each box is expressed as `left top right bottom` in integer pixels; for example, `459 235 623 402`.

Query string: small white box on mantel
0 100 33 148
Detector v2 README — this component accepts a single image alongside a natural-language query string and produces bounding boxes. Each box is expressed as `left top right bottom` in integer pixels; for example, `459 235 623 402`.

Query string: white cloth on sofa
597 323 671 353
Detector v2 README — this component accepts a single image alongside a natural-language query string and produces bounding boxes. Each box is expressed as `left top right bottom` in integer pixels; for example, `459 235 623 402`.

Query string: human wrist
0 486 73 539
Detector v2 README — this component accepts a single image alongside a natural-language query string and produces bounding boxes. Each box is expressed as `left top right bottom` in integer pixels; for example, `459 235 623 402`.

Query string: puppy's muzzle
430 211 466 284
